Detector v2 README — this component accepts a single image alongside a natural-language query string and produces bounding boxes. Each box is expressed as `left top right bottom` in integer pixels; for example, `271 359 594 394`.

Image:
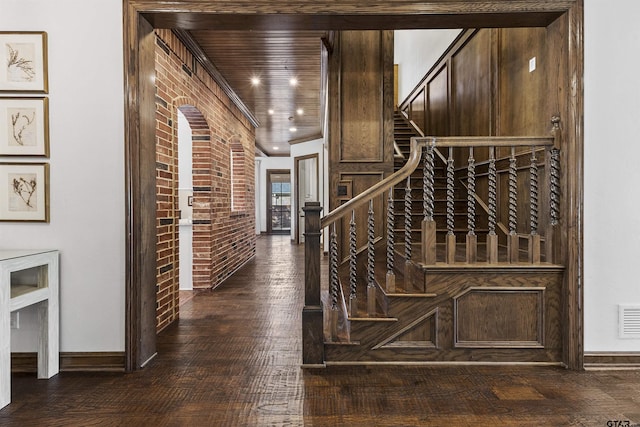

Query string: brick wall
154 29 257 332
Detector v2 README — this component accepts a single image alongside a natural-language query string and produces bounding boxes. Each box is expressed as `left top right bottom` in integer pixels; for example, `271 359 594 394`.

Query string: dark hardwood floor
2 235 640 426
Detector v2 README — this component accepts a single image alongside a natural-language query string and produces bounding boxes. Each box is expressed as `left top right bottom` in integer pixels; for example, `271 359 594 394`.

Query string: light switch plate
529 57 536 72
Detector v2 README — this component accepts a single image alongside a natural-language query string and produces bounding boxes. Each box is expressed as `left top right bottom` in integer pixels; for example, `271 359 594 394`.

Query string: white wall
584 0 640 351
2 0 125 352
394 29 462 104
254 138 328 240
178 110 193 290
290 138 328 242
178 110 193 191
255 159 262 234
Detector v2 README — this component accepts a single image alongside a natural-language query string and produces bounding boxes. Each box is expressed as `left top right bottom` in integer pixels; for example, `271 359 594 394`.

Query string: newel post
302 202 324 367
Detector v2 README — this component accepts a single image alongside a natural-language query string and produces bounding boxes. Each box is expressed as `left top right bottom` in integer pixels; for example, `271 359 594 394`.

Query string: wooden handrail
393 140 405 159
321 138 429 228
321 135 555 229
414 136 555 147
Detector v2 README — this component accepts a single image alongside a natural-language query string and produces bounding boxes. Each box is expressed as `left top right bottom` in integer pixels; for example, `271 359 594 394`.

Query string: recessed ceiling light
289 77 298 86
296 108 304 115
289 127 297 132
251 76 260 86
268 109 274 115
273 146 279 150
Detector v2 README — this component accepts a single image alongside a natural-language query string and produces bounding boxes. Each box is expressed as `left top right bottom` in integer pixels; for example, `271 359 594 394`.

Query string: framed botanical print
0 162 49 222
0 32 48 93
0 97 49 156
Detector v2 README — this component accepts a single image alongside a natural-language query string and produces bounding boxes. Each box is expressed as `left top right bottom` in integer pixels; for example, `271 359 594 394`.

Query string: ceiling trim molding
255 143 272 157
172 29 260 128
289 133 324 145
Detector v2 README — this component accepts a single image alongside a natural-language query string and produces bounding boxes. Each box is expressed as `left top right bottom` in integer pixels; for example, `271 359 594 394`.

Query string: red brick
154 29 256 331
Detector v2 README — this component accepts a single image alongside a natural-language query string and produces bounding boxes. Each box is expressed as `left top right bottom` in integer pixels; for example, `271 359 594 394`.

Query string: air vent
619 305 640 338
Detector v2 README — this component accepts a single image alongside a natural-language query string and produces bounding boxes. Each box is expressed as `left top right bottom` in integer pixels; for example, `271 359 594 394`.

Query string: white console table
0 250 59 410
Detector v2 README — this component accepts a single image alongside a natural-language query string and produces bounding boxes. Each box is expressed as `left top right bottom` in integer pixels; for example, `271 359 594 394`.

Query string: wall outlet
10 312 19 329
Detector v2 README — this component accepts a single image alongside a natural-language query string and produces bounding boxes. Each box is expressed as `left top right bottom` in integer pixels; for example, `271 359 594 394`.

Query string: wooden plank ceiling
189 30 326 156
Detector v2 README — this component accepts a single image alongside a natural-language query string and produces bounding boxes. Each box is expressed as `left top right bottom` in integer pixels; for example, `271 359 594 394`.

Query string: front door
267 170 291 235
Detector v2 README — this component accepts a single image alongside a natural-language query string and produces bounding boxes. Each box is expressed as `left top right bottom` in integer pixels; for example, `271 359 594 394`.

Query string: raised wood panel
451 29 492 136
426 65 448 136
498 27 548 136
454 287 544 348
327 268 563 363
409 88 425 131
340 31 383 162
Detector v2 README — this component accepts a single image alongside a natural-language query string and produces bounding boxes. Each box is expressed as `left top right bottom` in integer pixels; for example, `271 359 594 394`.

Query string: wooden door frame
266 169 292 235
294 153 320 244
123 0 583 370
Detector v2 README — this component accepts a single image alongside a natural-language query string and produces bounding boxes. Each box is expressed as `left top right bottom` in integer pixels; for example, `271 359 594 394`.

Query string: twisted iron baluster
550 148 560 226
446 148 455 236
367 200 375 289
349 210 357 302
488 147 497 236
467 147 476 235
424 142 435 221
386 188 394 275
404 177 412 261
329 222 338 310
530 148 539 235
508 147 517 235
423 146 428 220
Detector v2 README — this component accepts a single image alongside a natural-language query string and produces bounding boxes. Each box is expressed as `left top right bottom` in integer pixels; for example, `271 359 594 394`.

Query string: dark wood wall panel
340 31 383 162
399 27 555 140
498 27 548 136
410 88 425 131
326 268 563 363
329 30 394 217
398 27 561 239
427 66 449 136
451 29 492 137
454 288 544 347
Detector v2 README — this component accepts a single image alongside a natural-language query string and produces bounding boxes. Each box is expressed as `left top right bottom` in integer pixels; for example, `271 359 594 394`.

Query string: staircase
391 112 473 250
303 115 566 367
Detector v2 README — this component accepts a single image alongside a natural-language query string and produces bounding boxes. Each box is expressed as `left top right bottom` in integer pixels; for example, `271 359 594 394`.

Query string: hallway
2 235 640 426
